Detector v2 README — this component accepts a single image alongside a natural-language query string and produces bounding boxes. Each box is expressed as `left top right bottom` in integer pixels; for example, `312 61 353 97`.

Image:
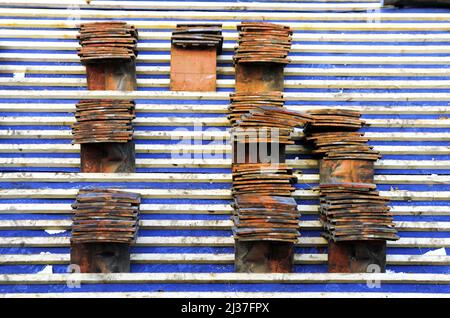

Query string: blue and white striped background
0 0 449 297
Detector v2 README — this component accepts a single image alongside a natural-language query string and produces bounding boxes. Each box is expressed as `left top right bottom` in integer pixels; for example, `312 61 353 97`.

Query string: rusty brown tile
72 100 135 144
77 22 138 64
71 189 140 244
304 109 379 161
234 22 292 65
316 183 399 242
171 24 223 53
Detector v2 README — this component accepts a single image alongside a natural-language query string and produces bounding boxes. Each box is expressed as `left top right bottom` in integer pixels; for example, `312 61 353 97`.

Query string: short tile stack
304 109 380 161
232 193 299 243
232 106 313 144
306 109 365 131
231 22 300 248
228 92 285 127
77 22 139 64
171 23 223 53
232 163 297 197
304 108 398 243
318 183 399 241
72 100 135 144
234 22 292 65
71 189 140 244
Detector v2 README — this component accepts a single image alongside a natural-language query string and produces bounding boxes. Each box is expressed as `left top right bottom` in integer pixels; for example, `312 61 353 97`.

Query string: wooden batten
385 0 450 8
232 23 294 274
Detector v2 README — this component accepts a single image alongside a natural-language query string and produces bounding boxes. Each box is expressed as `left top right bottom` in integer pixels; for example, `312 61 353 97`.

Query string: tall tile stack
231 22 296 273
304 108 399 273
70 22 140 273
74 21 139 173
231 108 312 245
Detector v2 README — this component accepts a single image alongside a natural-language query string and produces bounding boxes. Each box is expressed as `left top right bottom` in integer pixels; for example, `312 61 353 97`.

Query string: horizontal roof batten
3 41 450 54
2 90 450 101
4 78 450 90
3 271 450 285
0 20 450 32
0 253 449 266
0 188 448 201
1 104 449 115
0 219 447 232
0 236 449 248
0 172 449 185
1 117 447 128
3 31 450 43
2 53 450 65
0 292 448 298
0 204 449 216
0 144 448 155
2 158 450 171
3 65 450 77
0 1 381 12
2 131 449 142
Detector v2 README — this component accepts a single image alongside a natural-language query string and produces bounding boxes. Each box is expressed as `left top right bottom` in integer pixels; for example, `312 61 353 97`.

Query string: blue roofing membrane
0 1 449 296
